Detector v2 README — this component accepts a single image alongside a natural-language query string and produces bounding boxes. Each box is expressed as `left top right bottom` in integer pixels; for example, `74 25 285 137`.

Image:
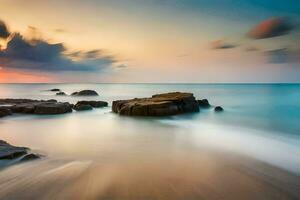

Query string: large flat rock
112 92 199 116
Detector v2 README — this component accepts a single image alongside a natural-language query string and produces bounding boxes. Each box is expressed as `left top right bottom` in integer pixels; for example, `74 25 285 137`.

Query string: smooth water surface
0 84 299 199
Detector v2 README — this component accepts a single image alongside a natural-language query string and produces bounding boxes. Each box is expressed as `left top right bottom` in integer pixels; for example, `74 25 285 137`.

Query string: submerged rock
76 100 108 108
73 104 93 111
112 92 199 116
56 92 66 96
214 106 224 112
198 99 210 108
71 90 99 96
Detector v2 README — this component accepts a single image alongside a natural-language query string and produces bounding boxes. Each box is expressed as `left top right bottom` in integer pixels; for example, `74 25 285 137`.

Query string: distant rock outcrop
71 90 99 96
112 92 199 116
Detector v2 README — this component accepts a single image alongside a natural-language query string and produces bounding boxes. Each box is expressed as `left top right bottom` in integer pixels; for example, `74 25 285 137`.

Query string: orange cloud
248 17 294 39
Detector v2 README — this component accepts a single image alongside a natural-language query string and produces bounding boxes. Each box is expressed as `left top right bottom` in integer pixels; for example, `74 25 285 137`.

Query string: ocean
0 83 299 199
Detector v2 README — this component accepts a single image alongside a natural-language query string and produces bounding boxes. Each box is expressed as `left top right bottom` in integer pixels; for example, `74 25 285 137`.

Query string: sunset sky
0 0 299 83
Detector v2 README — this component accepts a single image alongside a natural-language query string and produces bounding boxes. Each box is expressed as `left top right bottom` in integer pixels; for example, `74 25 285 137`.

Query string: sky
0 0 299 83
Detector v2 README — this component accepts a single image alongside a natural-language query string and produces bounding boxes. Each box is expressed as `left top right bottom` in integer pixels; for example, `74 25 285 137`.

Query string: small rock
74 104 93 111
214 106 224 112
50 89 60 92
56 92 66 96
71 90 99 96
198 99 210 108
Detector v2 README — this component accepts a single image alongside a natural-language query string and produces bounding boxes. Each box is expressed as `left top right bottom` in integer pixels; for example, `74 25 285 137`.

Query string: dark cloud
265 48 300 64
211 40 237 50
0 20 10 39
248 17 294 39
0 33 117 72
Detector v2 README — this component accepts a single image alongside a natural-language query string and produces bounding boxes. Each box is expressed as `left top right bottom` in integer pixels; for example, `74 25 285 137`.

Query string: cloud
248 17 294 39
0 20 10 39
265 48 300 64
211 40 237 49
0 32 118 72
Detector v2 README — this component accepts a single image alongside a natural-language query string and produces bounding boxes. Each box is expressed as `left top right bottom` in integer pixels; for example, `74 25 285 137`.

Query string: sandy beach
0 148 299 200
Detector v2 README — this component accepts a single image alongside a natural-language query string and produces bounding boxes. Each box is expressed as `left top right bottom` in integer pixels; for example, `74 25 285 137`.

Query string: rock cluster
0 99 72 116
112 92 199 116
0 98 108 117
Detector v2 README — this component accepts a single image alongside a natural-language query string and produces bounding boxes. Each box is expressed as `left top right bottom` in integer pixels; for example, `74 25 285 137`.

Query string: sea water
0 83 299 174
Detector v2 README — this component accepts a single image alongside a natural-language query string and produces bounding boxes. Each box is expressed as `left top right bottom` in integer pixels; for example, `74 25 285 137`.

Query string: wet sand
0 149 299 200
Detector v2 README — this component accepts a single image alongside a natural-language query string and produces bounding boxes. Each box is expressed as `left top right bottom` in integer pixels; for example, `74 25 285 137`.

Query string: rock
20 153 40 162
0 107 12 118
46 99 58 103
71 90 99 96
11 103 36 114
73 104 93 111
0 140 41 165
0 99 57 104
0 99 72 115
112 92 199 116
34 102 73 114
214 106 224 112
56 92 66 96
50 88 60 92
0 140 28 160
76 100 108 108
198 99 210 108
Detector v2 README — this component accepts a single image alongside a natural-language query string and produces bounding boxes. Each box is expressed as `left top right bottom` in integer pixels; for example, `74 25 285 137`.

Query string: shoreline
0 144 299 200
